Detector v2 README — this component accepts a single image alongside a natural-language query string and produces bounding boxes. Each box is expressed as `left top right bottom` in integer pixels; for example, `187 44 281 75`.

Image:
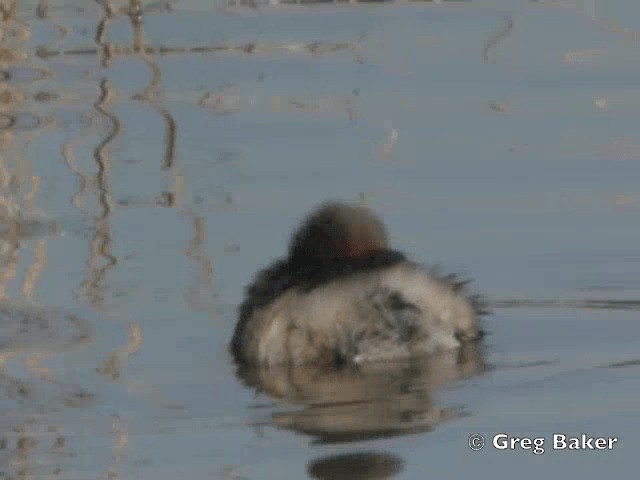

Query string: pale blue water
1 1 639 478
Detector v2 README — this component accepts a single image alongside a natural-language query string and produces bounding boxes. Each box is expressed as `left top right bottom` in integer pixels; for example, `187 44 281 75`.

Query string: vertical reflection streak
22 238 47 303
0 0 24 300
82 78 118 308
0 135 20 302
0 0 17 22
94 0 114 68
133 18 178 176
0 5 45 478
129 3 178 194
184 214 214 311
482 14 513 64
22 173 50 307
82 1 120 309
35 1 48 19
61 131 90 212
125 4 211 315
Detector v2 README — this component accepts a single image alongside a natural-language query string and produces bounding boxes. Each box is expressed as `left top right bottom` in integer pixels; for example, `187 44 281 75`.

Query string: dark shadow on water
236 341 486 444
490 299 640 311
605 358 640 369
308 452 403 480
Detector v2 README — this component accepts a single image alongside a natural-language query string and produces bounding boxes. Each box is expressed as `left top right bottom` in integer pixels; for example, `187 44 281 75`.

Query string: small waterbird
231 201 483 366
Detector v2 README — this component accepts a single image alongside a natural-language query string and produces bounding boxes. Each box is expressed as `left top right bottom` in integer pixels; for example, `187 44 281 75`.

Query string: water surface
1 0 639 478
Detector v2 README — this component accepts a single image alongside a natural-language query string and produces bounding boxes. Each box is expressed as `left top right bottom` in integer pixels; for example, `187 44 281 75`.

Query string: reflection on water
308 452 403 480
0 0 639 477
0 2 145 477
238 342 485 443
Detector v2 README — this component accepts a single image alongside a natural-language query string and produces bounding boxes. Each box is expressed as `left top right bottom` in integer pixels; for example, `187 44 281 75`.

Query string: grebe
231 202 483 367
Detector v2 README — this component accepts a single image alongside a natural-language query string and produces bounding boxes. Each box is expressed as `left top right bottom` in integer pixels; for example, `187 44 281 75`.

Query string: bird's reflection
308 452 403 480
237 341 485 444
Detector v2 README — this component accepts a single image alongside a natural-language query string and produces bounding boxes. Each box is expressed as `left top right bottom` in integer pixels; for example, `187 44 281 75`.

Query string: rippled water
1 0 639 478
